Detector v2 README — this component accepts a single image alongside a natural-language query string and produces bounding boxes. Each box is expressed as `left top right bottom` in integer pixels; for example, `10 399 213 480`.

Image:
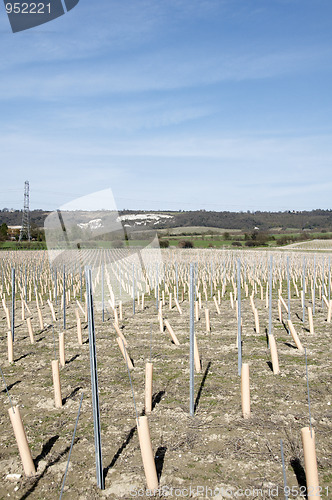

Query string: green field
1 230 332 251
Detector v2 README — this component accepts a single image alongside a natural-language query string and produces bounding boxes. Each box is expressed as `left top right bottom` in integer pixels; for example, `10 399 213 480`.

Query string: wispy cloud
0 0 331 212
0 43 330 101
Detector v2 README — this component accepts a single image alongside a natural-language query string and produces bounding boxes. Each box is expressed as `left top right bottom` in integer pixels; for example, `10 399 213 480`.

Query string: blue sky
0 0 331 212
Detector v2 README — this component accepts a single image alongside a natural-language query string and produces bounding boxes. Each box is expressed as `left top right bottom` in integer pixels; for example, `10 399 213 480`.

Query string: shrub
159 239 169 248
232 241 242 247
278 236 292 246
178 240 194 248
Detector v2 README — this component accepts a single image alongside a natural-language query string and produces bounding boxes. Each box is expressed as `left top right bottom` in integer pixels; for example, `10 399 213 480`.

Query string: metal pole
280 439 288 500
85 267 104 490
55 268 58 306
11 267 15 342
189 264 194 416
210 262 213 298
101 262 104 323
268 256 272 337
302 257 306 323
287 256 290 323
176 262 178 302
59 392 84 500
329 256 331 303
313 254 316 315
132 264 135 315
63 265 66 330
25 265 27 301
156 263 159 311
322 256 325 308
80 268 82 302
237 259 242 376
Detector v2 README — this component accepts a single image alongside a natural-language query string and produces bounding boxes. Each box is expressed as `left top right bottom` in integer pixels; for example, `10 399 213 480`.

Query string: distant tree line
2 208 332 233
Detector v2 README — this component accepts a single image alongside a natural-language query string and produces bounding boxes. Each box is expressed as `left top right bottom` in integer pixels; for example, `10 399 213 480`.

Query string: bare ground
0 285 331 500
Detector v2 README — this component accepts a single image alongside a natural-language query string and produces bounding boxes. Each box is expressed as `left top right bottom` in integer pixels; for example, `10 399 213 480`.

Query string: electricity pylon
19 181 31 241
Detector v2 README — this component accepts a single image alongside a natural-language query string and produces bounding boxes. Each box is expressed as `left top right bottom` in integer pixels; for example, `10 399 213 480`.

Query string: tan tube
84 300 88 322
75 308 80 322
114 307 119 325
213 296 221 315
141 294 145 311
195 301 199 321
26 318 34 344
113 322 128 347
294 283 299 297
308 307 314 334
145 362 153 414
37 308 44 330
268 335 280 374
119 300 123 320
322 295 329 309
254 307 260 334
169 292 172 310
47 300 56 322
301 427 320 499
116 337 133 369
194 335 201 373
8 406 36 476
164 319 180 345
327 300 332 323
230 291 234 309
288 320 304 352
205 308 210 332
8 330 13 364
51 360 63 408
174 297 182 315
241 363 250 419
279 295 289 313
77 316 83 345
6 307 11 329
75 299 85 317
137 416 159 490
278 299 283 322
159 304 163 333
59 332 65 367
21 301 25 321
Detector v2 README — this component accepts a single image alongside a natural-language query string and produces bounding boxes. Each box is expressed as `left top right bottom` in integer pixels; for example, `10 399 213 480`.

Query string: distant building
8 225 21 240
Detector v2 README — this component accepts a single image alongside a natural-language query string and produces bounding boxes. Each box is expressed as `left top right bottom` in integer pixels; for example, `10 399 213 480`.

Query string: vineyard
0 249 331 499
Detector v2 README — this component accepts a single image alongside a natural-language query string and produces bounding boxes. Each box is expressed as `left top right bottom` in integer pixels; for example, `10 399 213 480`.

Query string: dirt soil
0 259 331 499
